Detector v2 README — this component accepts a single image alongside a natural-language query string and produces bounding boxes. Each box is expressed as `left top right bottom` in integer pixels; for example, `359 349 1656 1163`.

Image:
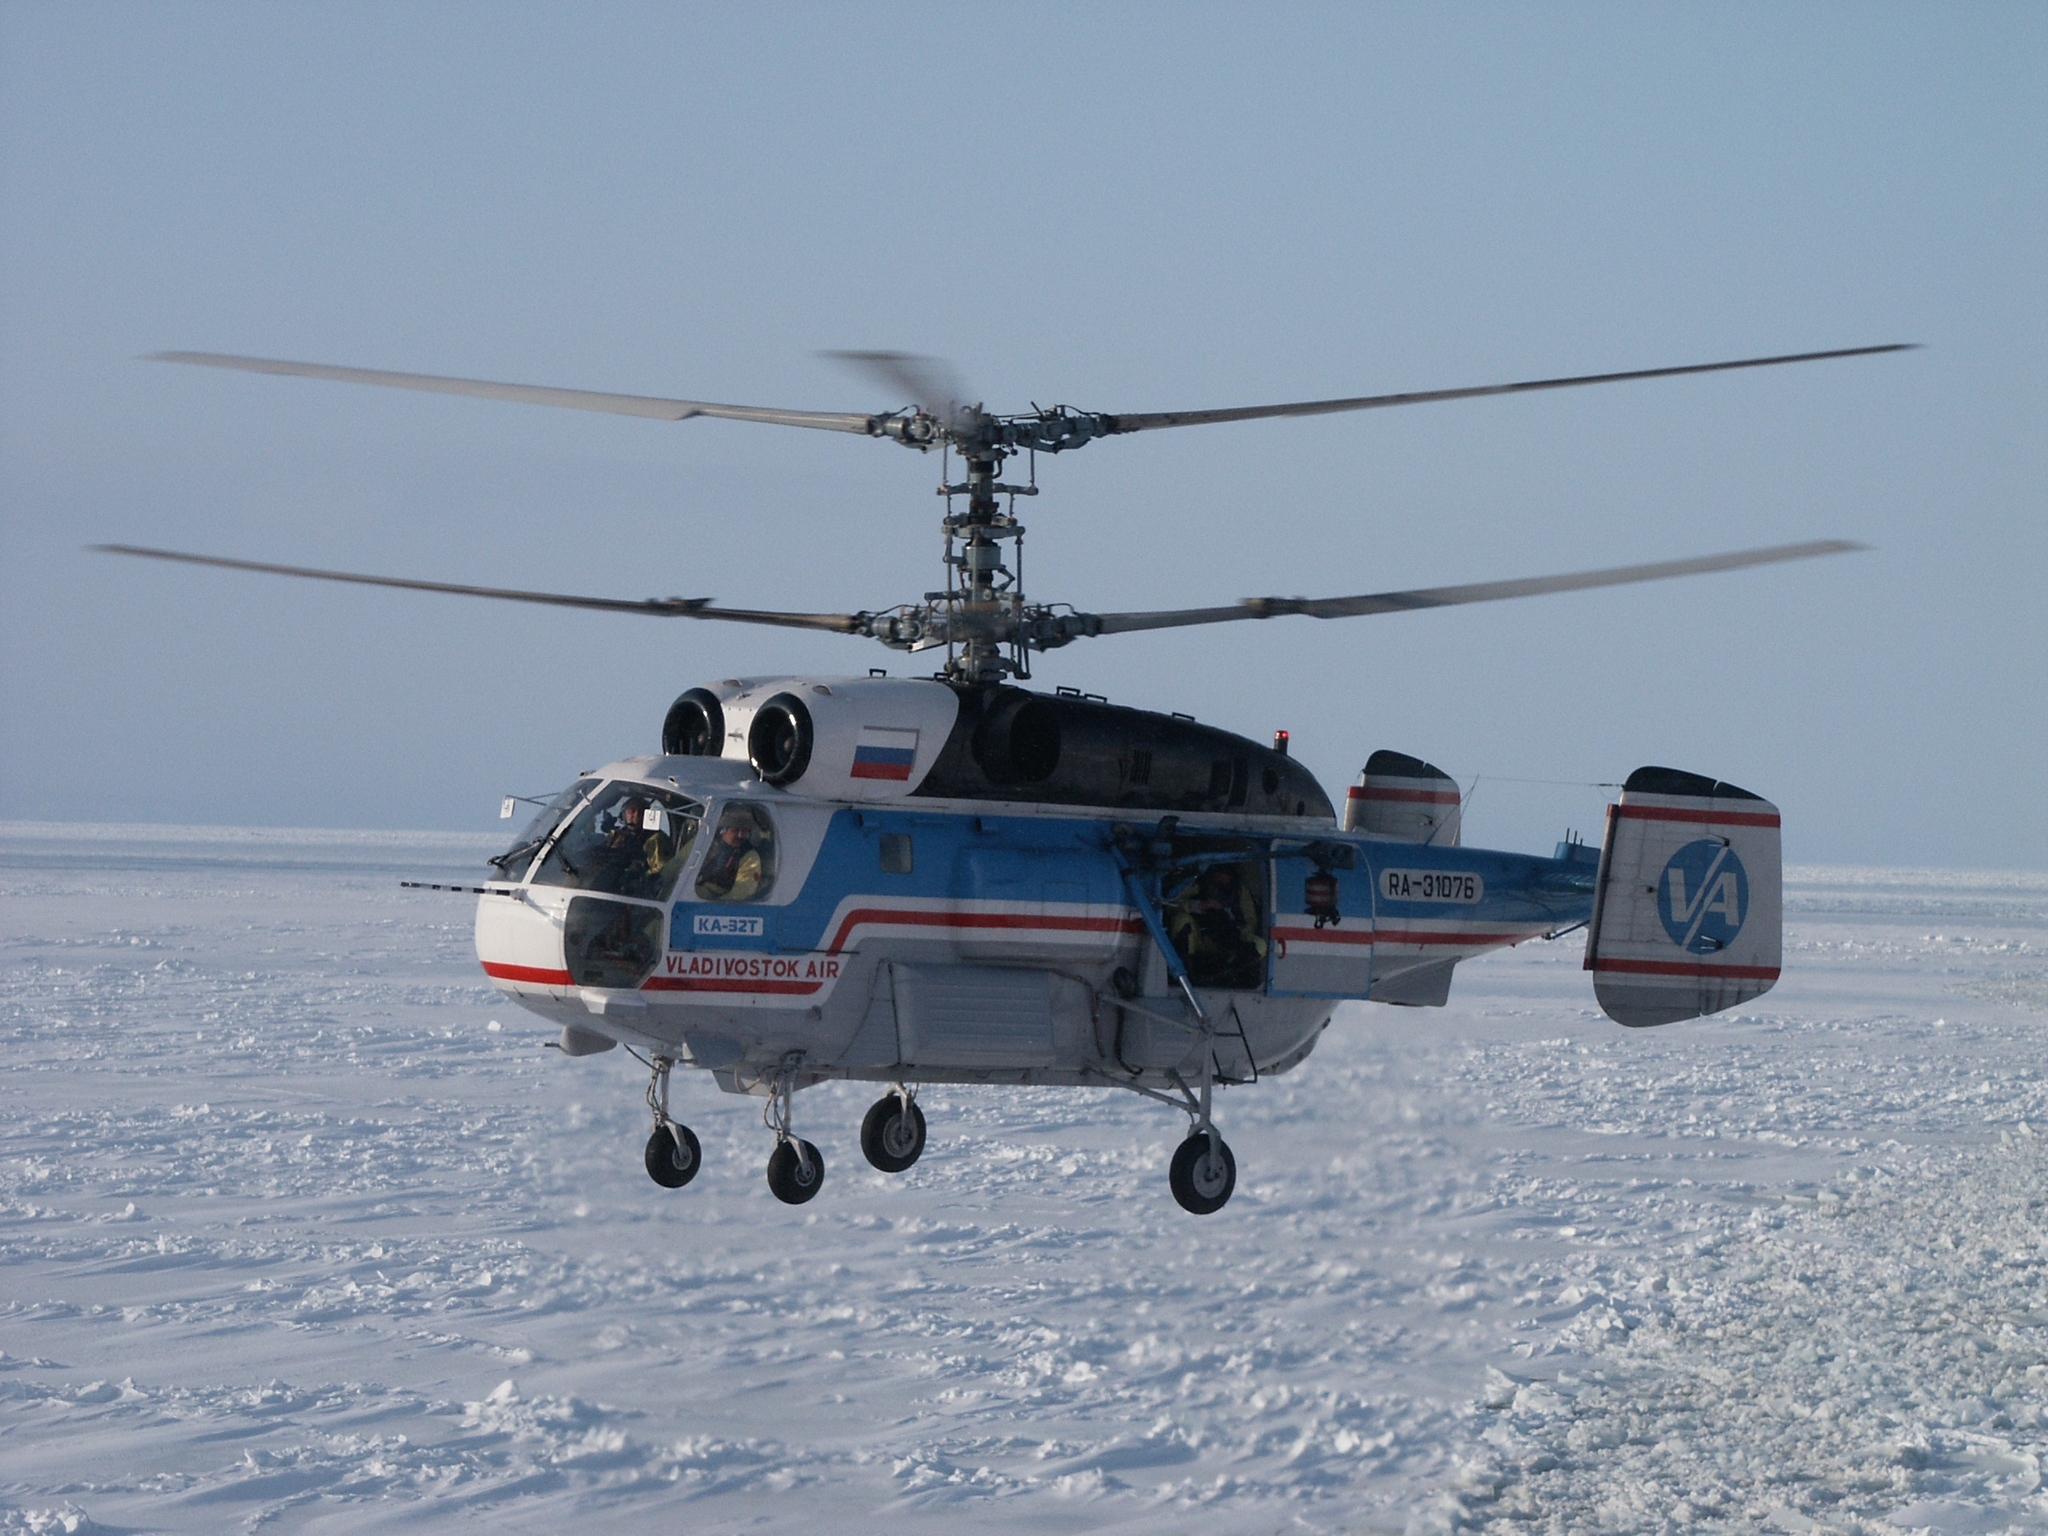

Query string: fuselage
475 677 1597 1097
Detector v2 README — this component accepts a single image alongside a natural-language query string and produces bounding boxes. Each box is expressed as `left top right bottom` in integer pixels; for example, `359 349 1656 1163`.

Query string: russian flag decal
851 726 919 781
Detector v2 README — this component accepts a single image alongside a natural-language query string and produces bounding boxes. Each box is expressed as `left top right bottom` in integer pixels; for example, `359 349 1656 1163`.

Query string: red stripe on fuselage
1271 924 1538 948
1376 927 1536 946
1348 785 1461 804
641 975 823 995
481 961 572 986
1272 923 1377 947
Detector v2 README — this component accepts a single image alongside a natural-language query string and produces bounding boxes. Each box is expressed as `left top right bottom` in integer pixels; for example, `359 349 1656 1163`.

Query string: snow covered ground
3 823 2044 1535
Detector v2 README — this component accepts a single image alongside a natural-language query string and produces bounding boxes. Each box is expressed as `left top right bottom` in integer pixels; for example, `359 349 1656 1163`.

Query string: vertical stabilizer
1585 767 1781 1026
1344 750 1462 845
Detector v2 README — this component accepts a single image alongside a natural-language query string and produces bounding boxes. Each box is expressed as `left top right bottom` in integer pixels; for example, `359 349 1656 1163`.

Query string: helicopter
99 341 1905 1213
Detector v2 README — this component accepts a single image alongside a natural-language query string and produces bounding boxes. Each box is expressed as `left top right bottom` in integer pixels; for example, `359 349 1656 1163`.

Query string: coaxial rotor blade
145 352 882 435
1080 539 1867 635
90 544 867 632
822 350 975 427
1102 345 1915 435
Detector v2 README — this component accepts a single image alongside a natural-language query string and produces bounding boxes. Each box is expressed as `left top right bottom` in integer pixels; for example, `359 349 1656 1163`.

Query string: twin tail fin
1584 767 1782 1027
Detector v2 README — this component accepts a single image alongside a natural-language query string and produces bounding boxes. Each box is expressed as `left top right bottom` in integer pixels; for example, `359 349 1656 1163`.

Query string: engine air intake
748 693 815 785
662 687 725 757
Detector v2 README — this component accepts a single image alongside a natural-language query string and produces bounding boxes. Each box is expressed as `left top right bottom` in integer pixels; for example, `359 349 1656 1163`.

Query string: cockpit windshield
531 782 704 903
490 778 598 879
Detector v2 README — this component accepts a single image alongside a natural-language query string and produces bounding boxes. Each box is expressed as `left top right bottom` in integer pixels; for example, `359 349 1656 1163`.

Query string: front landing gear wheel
644 1123 701 1189
1169 1131 1237 1214
860 1093 926 1173
766 1138 825 1205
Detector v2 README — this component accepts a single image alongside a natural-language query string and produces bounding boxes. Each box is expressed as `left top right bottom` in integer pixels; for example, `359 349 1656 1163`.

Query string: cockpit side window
490 778 598 880
694 802 778 903
531 782 703 902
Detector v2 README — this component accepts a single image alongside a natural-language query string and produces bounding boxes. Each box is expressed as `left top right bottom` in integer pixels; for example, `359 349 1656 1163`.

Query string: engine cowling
660 676 963 800
653 675 1336 819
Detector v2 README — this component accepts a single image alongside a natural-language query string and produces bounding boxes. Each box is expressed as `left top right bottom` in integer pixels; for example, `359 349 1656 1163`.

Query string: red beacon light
1272 730 1290 757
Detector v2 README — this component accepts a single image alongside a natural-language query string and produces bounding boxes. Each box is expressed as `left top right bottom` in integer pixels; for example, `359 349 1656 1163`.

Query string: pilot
602 796 672 898
695 811 767 902
1167 862 1267 989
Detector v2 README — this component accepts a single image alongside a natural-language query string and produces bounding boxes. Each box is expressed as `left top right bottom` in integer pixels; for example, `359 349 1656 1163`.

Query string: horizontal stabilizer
1584 767 1782 1026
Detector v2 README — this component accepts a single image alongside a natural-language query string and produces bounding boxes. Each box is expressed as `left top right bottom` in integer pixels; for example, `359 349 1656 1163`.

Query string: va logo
1657 840 1748 953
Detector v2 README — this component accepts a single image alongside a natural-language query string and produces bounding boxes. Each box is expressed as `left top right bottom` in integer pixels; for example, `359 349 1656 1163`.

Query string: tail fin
1343 750 1462 845
1584 766 1781 1026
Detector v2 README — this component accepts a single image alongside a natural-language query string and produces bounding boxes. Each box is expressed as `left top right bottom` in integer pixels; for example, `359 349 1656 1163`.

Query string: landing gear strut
764 1055 823 1205
642 1055 701 1190
1084 1050 1243 1215
1103 825 1243 1214
1169 1057 1236 1214
860 1087 926 1173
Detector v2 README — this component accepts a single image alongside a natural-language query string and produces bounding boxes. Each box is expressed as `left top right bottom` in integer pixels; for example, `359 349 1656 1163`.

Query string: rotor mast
904 394 1112 683
938 437 1037 683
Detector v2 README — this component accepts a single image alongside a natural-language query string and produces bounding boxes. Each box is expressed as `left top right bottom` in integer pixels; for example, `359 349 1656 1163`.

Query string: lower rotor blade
146 352 882 435
1085 539 1867 635
90 544 866 632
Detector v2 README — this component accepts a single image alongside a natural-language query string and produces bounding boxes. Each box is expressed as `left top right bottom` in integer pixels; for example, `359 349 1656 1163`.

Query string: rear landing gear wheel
766 1137 825 1205
644 1122 701 1189
860 1092 926 1173
1169 1131 1236 1215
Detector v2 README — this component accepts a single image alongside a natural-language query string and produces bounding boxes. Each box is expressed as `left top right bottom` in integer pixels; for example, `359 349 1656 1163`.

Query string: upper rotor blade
91 544 866 632
1085 539 1867 635
822 350 974 424
1103 345 1915 435
146 352 882 435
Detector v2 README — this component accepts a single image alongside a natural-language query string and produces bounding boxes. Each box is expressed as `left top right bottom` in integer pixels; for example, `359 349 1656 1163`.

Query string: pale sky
3 4 2042 865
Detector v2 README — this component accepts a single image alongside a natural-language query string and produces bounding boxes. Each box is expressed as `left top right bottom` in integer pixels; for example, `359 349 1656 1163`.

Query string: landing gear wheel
644 1123 701 1189
766 1138 825 1205
860 1093 927 1173
1169 1131 1236 1215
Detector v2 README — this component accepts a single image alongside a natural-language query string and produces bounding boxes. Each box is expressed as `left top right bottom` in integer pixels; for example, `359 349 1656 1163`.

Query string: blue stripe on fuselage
670 807 1595 972
1296 841 1595 931
670 809 1126 955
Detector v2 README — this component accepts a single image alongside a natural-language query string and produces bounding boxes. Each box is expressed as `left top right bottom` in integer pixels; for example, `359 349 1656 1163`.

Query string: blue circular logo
1656 840 1748 953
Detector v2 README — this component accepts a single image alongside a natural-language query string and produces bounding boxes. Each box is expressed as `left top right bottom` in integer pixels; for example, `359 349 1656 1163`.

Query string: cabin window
1163 858 1268 990
879 832 914 874
530 782 702 902
695 802 778 902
